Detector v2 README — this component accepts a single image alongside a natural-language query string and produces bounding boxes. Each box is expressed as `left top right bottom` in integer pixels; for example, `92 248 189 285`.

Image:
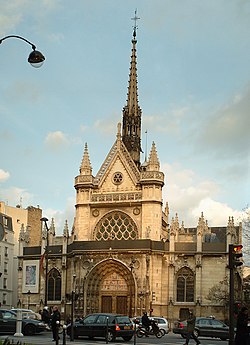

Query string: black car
173 316 229 341
0 309 47 336
67 313 134 341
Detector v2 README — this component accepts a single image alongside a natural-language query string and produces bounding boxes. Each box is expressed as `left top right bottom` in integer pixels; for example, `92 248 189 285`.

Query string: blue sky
0 0 249 233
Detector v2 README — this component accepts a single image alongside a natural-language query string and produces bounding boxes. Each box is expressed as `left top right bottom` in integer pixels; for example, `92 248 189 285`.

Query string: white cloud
195 86 250 159
43 196 75 235
144 106 191 135
0 186 34 207
162 162 240 227
0 169 10 182
45 131 70 150
94 114 118 135
191 198 242 227
0 0 61 36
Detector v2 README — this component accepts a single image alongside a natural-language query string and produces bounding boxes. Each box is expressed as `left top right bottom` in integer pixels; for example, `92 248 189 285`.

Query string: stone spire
63 220 69 238
50 218 55 236
80 143 92 176
147 142 160 171
122 13 142 168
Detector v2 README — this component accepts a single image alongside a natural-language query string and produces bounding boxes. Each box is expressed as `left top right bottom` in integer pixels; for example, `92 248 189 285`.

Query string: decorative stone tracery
93 211 138 241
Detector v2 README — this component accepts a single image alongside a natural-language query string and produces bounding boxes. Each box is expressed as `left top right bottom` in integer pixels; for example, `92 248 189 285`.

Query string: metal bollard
56 320 60 345
106 316 109 344
63 324 67 345
133 321 137 345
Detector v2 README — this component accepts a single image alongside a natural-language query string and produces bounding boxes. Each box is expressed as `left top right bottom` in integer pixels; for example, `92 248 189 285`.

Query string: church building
17 23 242 324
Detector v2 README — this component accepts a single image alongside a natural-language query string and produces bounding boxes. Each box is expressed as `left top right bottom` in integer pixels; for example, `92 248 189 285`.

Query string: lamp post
40 217 50 306
70 273 76 342
14 299 23 337
0 35 45 67
27 289 31 309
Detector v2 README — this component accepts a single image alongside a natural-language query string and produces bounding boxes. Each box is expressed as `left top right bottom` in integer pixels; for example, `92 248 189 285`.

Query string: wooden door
116 296 127 315
101 296 112 313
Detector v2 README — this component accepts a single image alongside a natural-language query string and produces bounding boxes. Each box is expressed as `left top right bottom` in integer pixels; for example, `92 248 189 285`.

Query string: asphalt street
0 331 229 345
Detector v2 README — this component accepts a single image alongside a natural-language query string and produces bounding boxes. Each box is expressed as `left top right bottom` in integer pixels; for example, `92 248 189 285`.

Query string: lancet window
176 267 194 302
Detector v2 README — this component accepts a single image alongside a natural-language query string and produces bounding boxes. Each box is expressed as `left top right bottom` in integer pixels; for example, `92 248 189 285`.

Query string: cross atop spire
131 9 140 39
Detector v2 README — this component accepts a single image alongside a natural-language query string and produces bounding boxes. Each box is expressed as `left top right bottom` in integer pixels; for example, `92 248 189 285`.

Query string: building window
94 211 138 241
4 247 8 257
48 269 61 301
176 267 194 302
3 278 7 289
3 293 6 305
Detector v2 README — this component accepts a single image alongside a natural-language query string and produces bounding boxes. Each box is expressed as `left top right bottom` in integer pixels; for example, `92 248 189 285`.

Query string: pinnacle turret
80 143 92 176
147 142 160 171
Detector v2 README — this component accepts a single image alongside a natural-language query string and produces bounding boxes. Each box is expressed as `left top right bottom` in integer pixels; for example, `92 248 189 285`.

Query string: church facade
17 26 242 324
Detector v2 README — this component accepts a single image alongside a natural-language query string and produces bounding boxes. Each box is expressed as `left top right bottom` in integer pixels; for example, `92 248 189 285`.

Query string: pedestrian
41 306 50 325
184 310 200 345
51 305 61 341
235 306 249 345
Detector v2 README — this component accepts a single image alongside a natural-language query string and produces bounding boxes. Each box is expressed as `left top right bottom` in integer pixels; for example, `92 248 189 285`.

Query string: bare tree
242 206 250 258
206 276 229 304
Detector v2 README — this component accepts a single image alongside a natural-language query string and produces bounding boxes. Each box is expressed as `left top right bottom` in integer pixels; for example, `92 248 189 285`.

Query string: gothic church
18 24 242 324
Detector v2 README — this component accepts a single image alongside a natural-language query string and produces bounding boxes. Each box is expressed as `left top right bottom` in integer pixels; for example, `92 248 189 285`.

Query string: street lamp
70 273 77 342
40 217 50 306
27 289 31 309
0 35 45 67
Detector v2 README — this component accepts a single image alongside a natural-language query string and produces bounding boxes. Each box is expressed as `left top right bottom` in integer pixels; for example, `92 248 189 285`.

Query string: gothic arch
48 268 61 301
176 266 195 302
93 210 138 241
83 259 136 316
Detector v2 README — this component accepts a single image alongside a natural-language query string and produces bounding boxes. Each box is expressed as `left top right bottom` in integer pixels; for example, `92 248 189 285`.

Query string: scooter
136 321 163 338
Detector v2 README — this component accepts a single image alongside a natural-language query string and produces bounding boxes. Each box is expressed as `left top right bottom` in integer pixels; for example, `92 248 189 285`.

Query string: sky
0 0 249 235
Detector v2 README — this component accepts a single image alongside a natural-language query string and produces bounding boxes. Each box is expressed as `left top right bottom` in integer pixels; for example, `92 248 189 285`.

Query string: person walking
184 310 200 345
235 306 249 345
50 305 61 341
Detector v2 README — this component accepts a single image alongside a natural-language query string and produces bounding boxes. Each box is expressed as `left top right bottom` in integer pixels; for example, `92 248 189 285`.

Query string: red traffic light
233 245 243 252
229 244 243 269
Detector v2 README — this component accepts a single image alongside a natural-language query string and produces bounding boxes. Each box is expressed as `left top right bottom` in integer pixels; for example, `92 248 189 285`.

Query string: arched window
94 211 138 241
176 267 194 302
48 269 61 301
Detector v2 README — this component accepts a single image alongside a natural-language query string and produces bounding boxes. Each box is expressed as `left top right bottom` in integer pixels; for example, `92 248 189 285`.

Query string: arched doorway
85 259 135 316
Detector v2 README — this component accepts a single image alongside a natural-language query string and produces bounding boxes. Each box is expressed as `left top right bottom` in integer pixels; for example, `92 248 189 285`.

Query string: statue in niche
146 226 151 238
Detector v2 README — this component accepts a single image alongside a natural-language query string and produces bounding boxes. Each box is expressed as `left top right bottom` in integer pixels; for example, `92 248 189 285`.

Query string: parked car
67 313 134 341
0 309 47 335
173 316 229 341
11 308 41 320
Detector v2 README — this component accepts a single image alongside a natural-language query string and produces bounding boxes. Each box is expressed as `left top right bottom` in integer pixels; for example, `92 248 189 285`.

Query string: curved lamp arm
0 35 45 67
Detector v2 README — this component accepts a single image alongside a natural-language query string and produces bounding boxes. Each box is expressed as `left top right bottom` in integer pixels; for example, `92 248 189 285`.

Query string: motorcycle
136 321 164 338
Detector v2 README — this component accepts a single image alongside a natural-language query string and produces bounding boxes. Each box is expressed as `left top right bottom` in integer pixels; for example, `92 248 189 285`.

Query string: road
0 331 229 345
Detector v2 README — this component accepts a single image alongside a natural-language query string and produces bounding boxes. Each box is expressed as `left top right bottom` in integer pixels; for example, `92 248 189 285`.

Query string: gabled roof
94 123 140 187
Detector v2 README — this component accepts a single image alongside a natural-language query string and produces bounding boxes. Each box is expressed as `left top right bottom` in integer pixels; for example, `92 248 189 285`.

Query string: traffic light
234 302 241 315
229 244 243 269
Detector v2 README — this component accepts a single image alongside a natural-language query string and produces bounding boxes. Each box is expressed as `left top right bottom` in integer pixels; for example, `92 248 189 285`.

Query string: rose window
94 211 138 241
113 172 123 185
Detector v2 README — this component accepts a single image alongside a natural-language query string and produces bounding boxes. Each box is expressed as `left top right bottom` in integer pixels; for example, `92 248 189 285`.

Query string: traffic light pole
229 265 235 345
228 243 243 345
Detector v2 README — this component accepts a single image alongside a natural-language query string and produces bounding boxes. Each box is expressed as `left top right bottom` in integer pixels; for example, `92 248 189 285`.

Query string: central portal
85 259 135 316
101 272 128 314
